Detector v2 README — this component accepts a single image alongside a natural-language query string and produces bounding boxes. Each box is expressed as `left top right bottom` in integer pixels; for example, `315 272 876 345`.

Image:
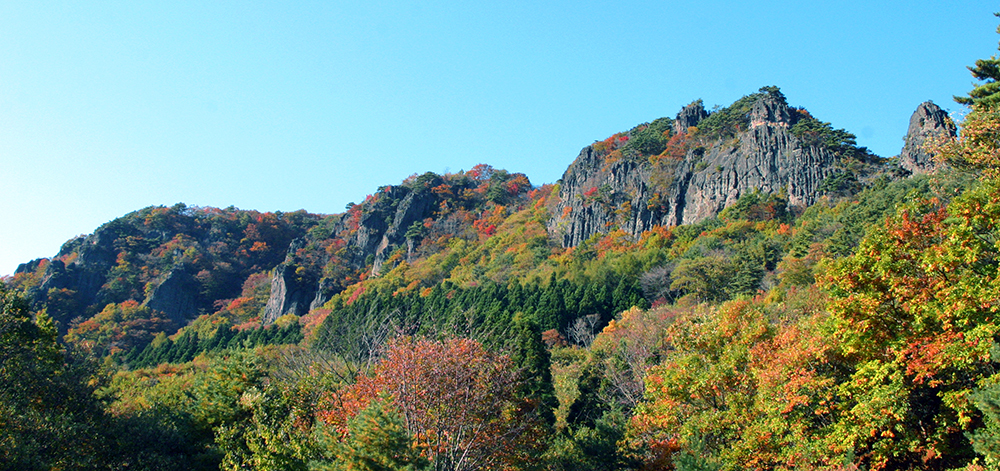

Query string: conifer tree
320 396 429 471
956 14 1000 108
511 317 558 427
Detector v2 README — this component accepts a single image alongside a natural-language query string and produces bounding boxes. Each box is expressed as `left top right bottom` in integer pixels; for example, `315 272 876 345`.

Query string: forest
6 21 1000 471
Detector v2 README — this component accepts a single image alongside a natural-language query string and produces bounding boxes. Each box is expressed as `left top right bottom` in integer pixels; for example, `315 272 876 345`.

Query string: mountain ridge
8 87 955 333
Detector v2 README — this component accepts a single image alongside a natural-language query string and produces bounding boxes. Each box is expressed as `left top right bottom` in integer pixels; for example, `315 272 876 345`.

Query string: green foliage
694 87 774 141
313 276 645 353
969 359 1000 468
124 320 302 368
718 190 789 223
0 282 210 470
315 396 429 471
547 409 636 471
622 117 675 157
956 13 1000 108
512 317 559 427
789 113 859 154
0 284 101 470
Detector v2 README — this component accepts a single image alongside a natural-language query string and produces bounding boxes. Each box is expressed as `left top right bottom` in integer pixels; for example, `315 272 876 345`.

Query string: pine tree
956 14 1000 107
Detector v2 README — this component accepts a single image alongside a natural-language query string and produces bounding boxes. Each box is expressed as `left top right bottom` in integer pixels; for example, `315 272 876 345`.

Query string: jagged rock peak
899 101 956 175
675 100 708 134
750 89 792 128
547 86 848 248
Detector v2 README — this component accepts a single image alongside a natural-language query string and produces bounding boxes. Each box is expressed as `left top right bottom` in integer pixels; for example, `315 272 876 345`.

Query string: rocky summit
547 88 887 247
13 86 948 328
899 101 957 175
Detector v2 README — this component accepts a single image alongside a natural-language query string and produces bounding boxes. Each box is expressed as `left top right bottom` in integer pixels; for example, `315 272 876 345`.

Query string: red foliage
468 163 496 182
318 337 543 468
541 328 567 347
431 183 454 197
345 285 366 306
661 131 691 161
473 205 506 238
592 132 629 155
505 174 531 195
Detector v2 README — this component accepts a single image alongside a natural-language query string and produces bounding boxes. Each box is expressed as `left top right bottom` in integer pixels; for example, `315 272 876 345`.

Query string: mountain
6 87 955 339
3 85 981 471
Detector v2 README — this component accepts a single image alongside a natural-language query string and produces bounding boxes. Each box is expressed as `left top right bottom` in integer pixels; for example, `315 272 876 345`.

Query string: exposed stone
372 187 437 275
144 265 199 327
262 185 445 323
309 277 341 312
32 228 116 309
15 258 46 276
549 91 843 247
675 100 708 134
262 263 317 324
899 101 956 175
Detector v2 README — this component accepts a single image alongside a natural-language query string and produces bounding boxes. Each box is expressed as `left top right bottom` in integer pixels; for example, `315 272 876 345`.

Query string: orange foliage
473 205 507 238
594 229 635 257
318 337 543 468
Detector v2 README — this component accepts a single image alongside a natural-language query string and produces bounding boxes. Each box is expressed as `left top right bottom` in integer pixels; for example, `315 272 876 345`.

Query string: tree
0 283 105 470
65 300 174 359
319 337 545 470
932 103 1000 175
315 395 429 471
819 181 1000 469
511 318 558 427
956 13 1000 108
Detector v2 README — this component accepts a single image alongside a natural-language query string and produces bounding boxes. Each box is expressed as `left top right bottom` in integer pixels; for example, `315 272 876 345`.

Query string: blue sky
1 1 997 276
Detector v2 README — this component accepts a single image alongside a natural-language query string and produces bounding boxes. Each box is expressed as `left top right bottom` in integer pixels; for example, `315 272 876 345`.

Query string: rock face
899 101 956 175
370 187 436 275
549 91 842 247
261 184 441 322
22 229 118 326
262 263 317 324
681 93 835 223
675 100 708 135
144 265 199 327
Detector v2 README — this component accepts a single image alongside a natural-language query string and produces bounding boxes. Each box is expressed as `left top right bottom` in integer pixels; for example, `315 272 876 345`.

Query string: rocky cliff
260 185 440 322
260 172 511 322
18 225 121 328
899 101 957 174
144 265 200 327
12 87 951 331
12 205 317 332
548 88 879 247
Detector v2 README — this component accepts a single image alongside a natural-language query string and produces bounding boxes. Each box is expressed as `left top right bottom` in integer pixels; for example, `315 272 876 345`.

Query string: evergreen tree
956 14 1000 108
567 358 611 429
511 317 558 427
325 396 429 471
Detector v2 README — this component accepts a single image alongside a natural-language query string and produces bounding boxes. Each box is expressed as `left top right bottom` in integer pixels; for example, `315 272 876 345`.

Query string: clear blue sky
1 1 997 276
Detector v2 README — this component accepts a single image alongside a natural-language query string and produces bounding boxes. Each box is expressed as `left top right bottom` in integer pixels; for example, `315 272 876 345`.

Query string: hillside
5 76 996 470
8 88 953 336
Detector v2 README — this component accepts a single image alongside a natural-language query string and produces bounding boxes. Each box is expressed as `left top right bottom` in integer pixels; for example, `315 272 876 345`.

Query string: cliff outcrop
899 101 957 175
548 88 873 247
12 87 947 333
13 205 317 331
144 265 200 327
259 170 522 322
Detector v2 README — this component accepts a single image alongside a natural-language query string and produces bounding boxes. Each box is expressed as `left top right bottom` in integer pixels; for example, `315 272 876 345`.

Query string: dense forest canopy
7 16 1000 471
